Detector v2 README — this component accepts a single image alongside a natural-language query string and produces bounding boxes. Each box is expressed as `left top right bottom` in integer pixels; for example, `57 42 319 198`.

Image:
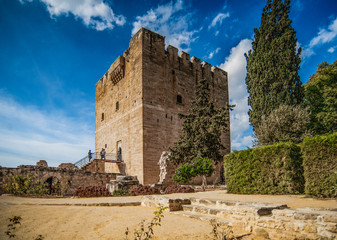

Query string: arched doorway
45 177 60 195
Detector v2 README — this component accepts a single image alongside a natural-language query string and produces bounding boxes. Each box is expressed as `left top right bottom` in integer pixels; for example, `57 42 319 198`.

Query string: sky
0 0 336 168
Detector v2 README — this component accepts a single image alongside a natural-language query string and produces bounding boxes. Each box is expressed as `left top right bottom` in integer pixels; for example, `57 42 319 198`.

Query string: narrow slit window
101 113 104 121
116 101 119 111
177 95 182 104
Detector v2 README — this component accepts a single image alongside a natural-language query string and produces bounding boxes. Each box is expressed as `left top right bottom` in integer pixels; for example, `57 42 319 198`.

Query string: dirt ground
0 192 336 240
0 204 213 240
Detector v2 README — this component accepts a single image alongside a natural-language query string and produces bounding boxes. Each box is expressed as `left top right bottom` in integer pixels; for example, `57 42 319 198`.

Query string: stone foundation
141 195 337 239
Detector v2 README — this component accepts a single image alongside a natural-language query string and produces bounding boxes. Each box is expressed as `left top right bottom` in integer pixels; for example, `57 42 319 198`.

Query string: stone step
189 198 288 216
182 202 289 219
173 210 233 225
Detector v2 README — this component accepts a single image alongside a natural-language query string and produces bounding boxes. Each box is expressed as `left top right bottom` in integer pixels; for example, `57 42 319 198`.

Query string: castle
95 28 230 185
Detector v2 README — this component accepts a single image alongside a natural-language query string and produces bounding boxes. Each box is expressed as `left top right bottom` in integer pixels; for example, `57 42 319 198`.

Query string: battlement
97 28 227 88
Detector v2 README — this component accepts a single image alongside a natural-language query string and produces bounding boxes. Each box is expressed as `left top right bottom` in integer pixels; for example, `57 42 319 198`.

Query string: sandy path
0 204 213 240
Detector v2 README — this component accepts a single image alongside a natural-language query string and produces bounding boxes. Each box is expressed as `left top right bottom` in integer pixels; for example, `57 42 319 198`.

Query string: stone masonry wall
95 28 230 185
0 166 119 195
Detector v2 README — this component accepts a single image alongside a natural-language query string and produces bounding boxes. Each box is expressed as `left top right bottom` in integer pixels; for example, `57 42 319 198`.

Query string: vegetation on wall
5 175 50 196
304 60 337 135
302 133 337 198
245 0 304 144
224 142 304 194
169 78 231 165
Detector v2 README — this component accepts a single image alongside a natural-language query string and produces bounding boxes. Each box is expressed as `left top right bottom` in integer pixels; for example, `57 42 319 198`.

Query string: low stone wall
0 165 120 195
142 195 337 239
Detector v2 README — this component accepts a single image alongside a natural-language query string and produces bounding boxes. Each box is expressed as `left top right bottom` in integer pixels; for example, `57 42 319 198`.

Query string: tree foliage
173 157 214 188
169 78 231 165
254 104 311 145
245 0 304 136
305 60 337 135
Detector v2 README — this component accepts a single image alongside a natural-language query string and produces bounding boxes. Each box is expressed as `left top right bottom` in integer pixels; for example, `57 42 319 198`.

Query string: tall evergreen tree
169 78 231 165
245 0 304 134
305 60 337 135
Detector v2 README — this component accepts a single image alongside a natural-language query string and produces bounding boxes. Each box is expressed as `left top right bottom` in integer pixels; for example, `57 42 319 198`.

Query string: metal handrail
74 152 120 168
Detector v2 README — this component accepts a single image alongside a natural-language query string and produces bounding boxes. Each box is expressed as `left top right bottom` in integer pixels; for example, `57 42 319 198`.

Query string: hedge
302 132 337 198
224 142 304 194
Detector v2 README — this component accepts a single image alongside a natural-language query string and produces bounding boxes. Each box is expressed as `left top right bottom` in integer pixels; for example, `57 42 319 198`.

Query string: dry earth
0 191 336 240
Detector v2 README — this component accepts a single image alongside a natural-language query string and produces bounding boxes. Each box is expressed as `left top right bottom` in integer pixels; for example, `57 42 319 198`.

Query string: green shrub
5 175 51 196
224 142 304 194
302 133 337 198
173 157 214 188
113 189 128 196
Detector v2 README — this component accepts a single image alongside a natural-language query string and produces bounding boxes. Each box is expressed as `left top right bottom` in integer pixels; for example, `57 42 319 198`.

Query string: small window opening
177 95 182 104
116 101 119 111
105 144 107 148
101 113 104 121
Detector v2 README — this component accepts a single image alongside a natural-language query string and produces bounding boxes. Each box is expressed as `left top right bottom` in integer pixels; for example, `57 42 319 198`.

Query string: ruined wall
0 166 119 195
95 28 230 185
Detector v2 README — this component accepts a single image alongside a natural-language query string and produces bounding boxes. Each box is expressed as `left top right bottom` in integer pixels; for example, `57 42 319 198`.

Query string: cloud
309 17 337 48
0 91 94 168
301 17 337 61
208 47 221 59
208 12 230 29
219 39 253 150
131 0 198 51
328 45 337 53
19 0 126 31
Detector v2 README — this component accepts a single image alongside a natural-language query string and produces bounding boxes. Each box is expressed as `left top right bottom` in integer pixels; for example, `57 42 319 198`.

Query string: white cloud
219 39 253 150
301 17 337 61
309 17 337 48
19 0 126 31
328 46 336 53
208 47 221 59
208 12 230 29
0 92 94 168
131 0 198 51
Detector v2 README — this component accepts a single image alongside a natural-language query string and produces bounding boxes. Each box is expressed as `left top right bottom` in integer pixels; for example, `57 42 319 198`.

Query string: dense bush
254 104 311 145
173 157 214 187
73 186 111 197
302 133 337 198
224 142 304 194
5 175 49 196
130 185 160 196
164 185 195 194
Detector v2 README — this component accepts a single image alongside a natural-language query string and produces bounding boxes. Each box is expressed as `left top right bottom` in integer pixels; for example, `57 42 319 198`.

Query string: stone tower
95 28 230 185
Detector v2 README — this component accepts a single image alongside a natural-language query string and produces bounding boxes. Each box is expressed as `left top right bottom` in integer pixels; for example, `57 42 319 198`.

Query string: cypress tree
245 0 303 133
169 78 231 165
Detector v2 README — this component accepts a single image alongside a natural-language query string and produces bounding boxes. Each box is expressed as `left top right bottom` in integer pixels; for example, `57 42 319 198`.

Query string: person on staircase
100 148 106 160
88 150 92 162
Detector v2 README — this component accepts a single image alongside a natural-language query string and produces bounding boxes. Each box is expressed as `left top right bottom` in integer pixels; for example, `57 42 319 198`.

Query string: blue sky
0 0 336 167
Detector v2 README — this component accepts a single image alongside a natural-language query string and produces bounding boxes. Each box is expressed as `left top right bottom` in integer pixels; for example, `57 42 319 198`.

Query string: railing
74 152 120 169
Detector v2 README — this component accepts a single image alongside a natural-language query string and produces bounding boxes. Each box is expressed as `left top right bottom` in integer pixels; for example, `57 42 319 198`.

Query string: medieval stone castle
95 28 230 185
